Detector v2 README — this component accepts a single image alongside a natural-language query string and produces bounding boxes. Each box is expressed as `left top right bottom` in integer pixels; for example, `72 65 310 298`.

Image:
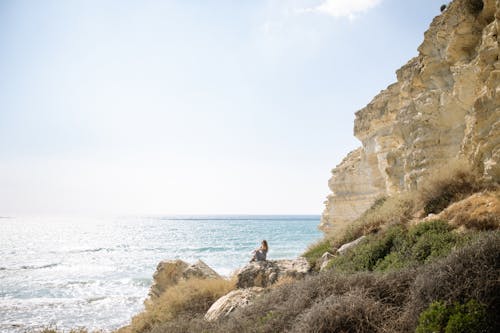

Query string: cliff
320 0 500 232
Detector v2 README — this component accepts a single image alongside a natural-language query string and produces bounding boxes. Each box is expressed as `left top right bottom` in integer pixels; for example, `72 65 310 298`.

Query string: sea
0 215 322 332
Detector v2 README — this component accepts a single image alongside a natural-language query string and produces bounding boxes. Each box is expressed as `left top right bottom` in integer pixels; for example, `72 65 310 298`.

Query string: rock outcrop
321 0 500 232
318 252 335 271
337 236 367 255
236 258 310 289
148 259 221 302
204 287 265 321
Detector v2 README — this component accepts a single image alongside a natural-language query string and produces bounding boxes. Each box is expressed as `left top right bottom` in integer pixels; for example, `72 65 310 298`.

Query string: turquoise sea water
0 215 321 332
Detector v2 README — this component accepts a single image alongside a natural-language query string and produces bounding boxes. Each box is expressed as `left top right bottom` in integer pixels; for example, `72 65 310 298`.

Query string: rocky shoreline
119 234 373 331
137 257 311 325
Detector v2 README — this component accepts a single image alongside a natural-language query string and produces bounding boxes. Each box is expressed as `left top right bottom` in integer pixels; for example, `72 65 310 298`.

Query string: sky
0 0 442 216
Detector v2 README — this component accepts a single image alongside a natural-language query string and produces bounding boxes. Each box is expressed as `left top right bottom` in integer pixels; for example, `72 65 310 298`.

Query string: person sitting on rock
250 240 268 262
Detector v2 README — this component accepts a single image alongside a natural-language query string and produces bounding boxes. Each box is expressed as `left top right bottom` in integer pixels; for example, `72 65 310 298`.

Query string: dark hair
261 240 268 252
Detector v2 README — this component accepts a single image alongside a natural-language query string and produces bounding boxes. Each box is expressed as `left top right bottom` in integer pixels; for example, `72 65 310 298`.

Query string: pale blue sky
0 0 441 216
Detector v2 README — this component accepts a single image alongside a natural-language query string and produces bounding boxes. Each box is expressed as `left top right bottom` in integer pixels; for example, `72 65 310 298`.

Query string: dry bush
128 277 234 333
419 159 486 215
290 289 396 333
273 275 298 287
439 191 500 230
205 270 415 333
148 315 214 333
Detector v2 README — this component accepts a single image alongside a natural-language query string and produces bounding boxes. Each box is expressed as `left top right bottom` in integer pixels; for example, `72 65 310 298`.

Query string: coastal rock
318 252 335 271
204 287 265 321
337 236 367 255
236 258 310 289
148 259 221 302
182 259 221 280
320 0 500 232
148 259 189 300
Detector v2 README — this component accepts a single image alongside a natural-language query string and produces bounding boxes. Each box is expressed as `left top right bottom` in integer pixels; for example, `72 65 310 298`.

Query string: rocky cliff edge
321 0 500 232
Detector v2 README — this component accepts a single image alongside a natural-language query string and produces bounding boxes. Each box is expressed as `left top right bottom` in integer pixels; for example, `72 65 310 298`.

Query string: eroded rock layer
321 0 500 232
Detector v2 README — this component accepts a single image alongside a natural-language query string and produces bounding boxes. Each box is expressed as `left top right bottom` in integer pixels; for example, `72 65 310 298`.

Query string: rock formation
321 0 500 232
148 259 221 302
204 287 265 321
235 258 310 289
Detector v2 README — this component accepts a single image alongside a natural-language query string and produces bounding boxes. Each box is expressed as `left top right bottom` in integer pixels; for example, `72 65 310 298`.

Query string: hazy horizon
0 0 441 216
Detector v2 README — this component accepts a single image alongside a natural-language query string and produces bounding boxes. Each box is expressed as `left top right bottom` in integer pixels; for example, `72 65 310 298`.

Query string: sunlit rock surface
148 259 221 302
204 287 265 321
236 258 310 289
321 0 500 232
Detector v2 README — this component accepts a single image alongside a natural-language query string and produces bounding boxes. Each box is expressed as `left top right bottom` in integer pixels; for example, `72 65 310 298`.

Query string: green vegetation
416 300 488 333
326 220 470 272
303 193 415 268
302 238 332 269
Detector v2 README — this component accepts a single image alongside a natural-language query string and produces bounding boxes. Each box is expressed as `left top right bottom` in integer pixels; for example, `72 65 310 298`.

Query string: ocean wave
70 247 114 253
194 246 228 252
86 296 107 303
17 263 60 270
132 277 152 287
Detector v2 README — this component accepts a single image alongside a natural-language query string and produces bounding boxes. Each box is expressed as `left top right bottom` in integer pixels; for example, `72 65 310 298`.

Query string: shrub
304 193 416 271
328 225 406 272
416 300 488 333
416 301 450 333
419 160 485 215
331 193 415 249
328 220 463 272
407 220 458 263
399 232 500 331
127 277 234 333
302 238 333 269
289 289 396 333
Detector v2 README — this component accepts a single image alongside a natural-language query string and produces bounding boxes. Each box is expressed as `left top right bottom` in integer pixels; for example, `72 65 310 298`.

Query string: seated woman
250 240 268 262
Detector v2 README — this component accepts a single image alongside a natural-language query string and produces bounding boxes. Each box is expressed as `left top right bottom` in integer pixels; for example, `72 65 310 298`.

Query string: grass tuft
419 159 486 215
125 277 234 333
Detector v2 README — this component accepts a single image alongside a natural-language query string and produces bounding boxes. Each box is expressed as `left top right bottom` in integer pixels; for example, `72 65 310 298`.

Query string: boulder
182 259 221 280
236 257 310 289
318 252 335 271
337 236 366 255
148 259 221 302
204 287 264 321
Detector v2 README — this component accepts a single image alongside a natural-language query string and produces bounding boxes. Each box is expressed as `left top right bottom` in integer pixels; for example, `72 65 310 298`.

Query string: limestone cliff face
320 0 500 232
